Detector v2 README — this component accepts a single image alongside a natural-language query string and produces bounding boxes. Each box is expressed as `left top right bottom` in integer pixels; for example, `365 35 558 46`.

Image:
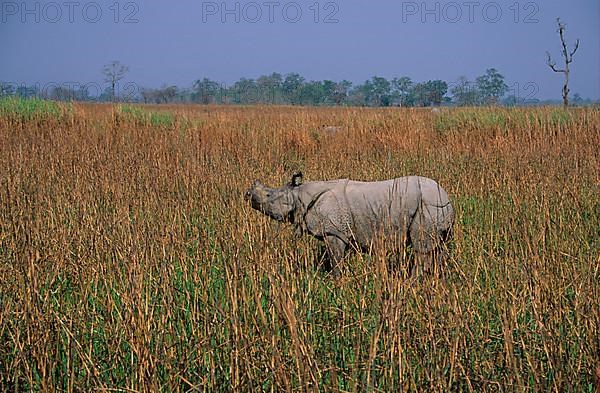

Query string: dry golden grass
0 101 598 391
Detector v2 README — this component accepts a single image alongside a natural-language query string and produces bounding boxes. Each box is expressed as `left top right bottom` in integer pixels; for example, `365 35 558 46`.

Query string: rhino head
244 172 303 222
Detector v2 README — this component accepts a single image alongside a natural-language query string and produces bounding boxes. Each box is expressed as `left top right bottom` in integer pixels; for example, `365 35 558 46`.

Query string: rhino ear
290 172 303 187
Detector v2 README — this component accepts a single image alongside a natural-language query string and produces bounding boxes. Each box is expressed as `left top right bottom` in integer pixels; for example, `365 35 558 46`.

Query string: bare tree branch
546 52 565 73
570 39 580 58
546 18 579 107
558 19 570 60
102 61 129 102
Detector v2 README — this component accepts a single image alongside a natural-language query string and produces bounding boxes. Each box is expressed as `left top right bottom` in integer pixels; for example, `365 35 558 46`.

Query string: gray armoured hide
245 173 454 276
293 176 453 250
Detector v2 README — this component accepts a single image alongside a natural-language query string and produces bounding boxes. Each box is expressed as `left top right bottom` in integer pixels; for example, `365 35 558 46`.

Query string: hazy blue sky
1 0 598 99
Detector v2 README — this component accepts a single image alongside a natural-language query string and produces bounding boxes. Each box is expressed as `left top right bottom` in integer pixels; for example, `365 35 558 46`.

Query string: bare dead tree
102 61 129 102
546 18 579 107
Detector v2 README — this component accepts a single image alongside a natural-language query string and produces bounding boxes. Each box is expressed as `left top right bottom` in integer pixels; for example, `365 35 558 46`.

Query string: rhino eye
266 192 272 197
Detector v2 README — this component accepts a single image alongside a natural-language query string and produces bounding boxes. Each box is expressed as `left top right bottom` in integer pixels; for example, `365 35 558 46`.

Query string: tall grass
0 103 598 391
118 104 176 128
0 96 69 122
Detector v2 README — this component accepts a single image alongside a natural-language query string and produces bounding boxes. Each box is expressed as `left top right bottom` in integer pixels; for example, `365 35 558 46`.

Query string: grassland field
0 98 598 391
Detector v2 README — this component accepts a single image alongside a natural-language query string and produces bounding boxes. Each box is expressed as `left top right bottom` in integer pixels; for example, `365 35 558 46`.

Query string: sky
1 0 599 100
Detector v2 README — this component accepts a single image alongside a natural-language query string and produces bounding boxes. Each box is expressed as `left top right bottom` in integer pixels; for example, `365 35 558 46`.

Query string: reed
0 100 598 391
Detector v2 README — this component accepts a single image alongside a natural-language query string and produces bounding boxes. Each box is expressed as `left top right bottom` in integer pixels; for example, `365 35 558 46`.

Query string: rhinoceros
244 172 454 277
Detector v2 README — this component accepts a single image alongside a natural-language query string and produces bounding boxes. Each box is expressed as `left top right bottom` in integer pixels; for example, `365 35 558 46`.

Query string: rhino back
297 177 427 246
342 178 425 244
411 176 451 207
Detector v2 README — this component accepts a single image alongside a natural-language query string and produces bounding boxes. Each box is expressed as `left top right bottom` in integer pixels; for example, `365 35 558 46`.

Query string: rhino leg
409 204 450 276
412 246 449 277
323 235 346 278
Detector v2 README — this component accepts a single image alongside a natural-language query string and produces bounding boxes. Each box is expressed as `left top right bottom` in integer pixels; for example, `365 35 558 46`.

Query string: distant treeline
1 69 594 106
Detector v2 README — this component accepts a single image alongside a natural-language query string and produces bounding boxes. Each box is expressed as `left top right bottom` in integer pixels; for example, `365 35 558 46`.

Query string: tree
571 93 583 106
476 68 508 105
193 78 221 104
321 80 337 105
546 18 579 107
102 61 129 102
451 76 480 106
140 88 153 104
16 85 39 98
368 76 392 106
50 86 77 101
0 83 15 97
256 73 282 104
231 78 258 104
332 80 352 105
140 85 178 104
502 95 519 107
300 81 325 105
426 80 448 106
351 77 392 107
391 77 412 106
160 85 178 103
282 73 305 105
407 83 428 106
348 83 369 106
407 80 447 107
172 88 194 103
